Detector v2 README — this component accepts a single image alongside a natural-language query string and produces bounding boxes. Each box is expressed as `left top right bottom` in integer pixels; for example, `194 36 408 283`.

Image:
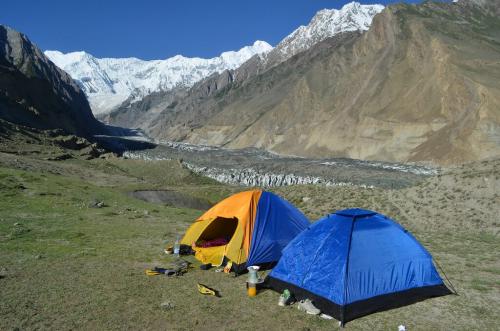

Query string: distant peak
169 54 186 61
45 50 89 57
272 1 384 62
342 1 362 10
234 40 273 53
44 50 93 64
252 40 274 49
315 1 384 16
219 40 273 61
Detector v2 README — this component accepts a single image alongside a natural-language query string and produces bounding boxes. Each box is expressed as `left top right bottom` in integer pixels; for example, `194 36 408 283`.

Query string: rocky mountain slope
105 2 384 132
110 0 500 166
45 41 272 114
458 0 500 15
0 25 104 137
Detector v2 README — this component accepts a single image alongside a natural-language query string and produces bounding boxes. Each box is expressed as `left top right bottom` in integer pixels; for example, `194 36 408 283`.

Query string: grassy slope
0 141 498 330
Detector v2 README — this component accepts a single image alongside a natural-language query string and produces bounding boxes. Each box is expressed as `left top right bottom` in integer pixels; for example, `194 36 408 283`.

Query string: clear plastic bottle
247 266 260 297
173 236 180 257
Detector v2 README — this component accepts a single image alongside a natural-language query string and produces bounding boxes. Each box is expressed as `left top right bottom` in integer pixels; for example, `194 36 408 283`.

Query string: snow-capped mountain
45 2 382 115
45 41 272 114
263 2 384 65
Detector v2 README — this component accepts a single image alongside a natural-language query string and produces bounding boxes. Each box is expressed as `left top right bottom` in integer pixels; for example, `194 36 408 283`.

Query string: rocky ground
124 140 437 189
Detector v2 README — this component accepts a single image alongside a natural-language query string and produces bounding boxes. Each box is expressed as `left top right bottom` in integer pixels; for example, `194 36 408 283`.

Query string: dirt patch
129 190 212 210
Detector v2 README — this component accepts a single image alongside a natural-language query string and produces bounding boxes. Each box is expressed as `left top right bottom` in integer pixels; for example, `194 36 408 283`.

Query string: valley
0 130 498 330
102 1 500 166
0 0 499 330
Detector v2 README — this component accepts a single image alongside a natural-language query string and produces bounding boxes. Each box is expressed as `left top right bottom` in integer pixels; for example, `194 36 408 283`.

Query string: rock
89 200 105 208
99 152 117 159
46 153 73 161
160 301 175 310
46 129 66 137
52 135 106 159
80 143 107 159
54 135 90 150
10 223 30 237
302 197 311 202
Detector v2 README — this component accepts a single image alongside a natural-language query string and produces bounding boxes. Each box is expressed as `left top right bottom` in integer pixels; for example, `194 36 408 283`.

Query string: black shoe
200 263 212 270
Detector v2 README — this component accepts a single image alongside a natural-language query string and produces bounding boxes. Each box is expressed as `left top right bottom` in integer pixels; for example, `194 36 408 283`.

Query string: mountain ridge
104 2 384 130
47 2 384 116
261 2 384 68
45 41 272 114
120 1 500 165
0 24 104 137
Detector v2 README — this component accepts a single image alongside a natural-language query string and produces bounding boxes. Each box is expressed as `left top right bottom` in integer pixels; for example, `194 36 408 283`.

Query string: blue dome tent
266 209 452 324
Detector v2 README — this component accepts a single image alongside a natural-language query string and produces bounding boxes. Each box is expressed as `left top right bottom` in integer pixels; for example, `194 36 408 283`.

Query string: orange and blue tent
181 190 309 273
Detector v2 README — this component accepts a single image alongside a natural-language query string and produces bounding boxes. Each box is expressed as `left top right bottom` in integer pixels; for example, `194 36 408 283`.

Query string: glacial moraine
122 140 438 188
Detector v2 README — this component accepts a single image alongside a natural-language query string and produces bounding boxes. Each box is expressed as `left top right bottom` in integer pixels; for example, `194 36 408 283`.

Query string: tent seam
341 215 357 325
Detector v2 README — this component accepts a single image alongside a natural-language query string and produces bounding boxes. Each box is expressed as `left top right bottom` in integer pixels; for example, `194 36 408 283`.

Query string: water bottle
174 236 180 257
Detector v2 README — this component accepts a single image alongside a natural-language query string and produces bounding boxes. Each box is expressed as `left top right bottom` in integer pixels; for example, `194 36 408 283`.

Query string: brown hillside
110 1 500 166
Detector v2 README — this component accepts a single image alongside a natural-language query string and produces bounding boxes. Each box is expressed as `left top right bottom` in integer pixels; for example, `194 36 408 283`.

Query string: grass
0 145 499 330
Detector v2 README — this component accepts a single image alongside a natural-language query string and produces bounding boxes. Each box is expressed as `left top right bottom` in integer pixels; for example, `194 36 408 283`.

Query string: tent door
194 217 238 266
194 245 227 266
198 217 238 243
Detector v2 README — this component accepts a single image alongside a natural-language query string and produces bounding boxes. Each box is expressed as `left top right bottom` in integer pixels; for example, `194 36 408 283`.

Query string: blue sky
1 0 431 60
